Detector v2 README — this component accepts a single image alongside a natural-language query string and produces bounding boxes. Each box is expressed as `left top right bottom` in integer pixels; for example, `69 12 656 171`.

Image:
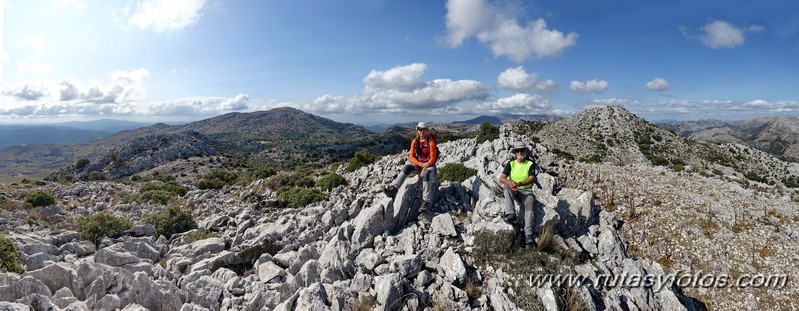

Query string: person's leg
502 184 518 223
420 166 437 203
391 164 420 189
521 189 536 239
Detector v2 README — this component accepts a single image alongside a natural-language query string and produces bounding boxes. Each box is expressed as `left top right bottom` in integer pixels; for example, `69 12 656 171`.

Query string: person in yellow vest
499 141 537 246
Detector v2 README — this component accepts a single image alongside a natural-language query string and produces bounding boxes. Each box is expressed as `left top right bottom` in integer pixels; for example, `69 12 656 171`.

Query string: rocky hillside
0 128 712 310
0 108 409 180
659 116 799 162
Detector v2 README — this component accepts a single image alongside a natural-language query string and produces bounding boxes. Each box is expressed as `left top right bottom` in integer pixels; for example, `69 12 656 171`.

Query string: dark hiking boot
525 234 536 247
419 200 429 213
384 185 397 198
504 213 517 225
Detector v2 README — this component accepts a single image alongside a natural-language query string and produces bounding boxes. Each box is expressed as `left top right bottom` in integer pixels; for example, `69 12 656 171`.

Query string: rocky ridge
0 127 703 310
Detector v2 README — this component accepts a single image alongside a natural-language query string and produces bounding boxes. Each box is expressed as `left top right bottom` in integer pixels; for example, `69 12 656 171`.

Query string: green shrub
438 163 478 183
672 164 685 172
24 190 56 207
744 171 767 183
276 186 325 209
0 237 23 273
580 154 602 164
347 149 379 172
316 173 348 190
140 190 173 205
87 171 105 181
472 229 515 265
649 156 669 166
76 158 90 170
162 181 188 196
198 170 239 190
78 212 132 246
143 205 197 239
475 121 499 144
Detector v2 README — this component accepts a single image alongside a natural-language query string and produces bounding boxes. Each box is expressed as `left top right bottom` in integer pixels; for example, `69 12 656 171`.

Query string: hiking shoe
504 213 517 224
384 185 397 198
419 201 429 213
525 235 536 247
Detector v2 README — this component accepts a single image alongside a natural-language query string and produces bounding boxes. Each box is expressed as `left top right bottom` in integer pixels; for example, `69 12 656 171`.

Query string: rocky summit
1 111 797 310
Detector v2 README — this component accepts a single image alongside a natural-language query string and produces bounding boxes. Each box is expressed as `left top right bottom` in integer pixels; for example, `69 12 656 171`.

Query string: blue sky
1 0 798 125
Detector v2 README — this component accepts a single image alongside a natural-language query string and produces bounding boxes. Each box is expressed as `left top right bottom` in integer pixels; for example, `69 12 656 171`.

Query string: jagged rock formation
0 127 704 310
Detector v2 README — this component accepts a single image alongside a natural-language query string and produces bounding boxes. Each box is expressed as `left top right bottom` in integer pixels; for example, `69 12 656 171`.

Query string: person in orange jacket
384 122 438 211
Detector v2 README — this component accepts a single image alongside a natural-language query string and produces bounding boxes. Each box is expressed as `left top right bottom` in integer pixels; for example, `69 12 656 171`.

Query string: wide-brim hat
511 141 529 152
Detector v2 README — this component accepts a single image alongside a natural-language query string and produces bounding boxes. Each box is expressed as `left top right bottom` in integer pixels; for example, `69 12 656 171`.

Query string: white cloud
700 20 744 49
123 0 209 33
497 66 537 90
569 79 609 94
474 93 549 114
303 63 488 115
497 66 557 93
2 82 50 101
363 63 427 92
646 77 671 96
52 69 151 103
646 77 671 91
444 0 578 62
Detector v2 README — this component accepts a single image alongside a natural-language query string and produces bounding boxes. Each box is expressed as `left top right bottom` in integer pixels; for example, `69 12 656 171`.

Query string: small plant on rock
0 236 23 273
316 172 348 190
143 205 197 239
438 163 477 183
24 190 56 207
78 211 132 246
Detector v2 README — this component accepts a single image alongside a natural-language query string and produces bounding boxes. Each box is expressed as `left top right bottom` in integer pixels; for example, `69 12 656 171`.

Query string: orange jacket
409 134 437 170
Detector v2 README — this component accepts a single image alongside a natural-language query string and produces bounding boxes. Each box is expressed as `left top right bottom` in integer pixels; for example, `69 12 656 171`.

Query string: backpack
415 132 440 165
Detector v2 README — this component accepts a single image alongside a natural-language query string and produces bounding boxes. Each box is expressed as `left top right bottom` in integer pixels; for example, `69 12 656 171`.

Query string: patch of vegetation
580 154 602 164
0 236 23 273
87 171 105 181
316 172 348 190
347 148 380 172
475 121 500 144
744 171 768 183
552 148 575 161
672 164 685 172
264 170 316 190
78 211 132 246
24 190 57 207
75 158 90 170
438 163 478 183
197 170 240 190
275 186 325 208
143 205 197 239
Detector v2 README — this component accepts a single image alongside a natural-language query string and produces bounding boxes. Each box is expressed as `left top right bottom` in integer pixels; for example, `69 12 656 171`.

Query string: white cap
416 122 428 129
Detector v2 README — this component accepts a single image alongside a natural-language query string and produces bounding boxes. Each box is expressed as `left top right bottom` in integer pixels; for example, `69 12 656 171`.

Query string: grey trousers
391 164 437 203
503 184 535 236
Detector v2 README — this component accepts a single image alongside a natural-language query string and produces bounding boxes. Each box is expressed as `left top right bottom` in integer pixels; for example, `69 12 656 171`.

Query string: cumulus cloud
701 20 744 49
122 0 209 33
646 78 671 91
474 93 549 114
301 63 487 115
444 0 578 62
497 66 557 93
2 82 49 101
569 79 609 94
55 69 151 103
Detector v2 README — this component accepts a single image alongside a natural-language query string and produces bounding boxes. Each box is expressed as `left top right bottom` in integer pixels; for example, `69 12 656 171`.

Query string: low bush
347 149 379 172
438 163 477 183
198 170 239 190
316 172 348 190
78 211 132 246
276 186 325 209
76 158 90 170
475 121 499 144
24 190 56 207
0 237 23 273
140 190 174 205
143 205 197 239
